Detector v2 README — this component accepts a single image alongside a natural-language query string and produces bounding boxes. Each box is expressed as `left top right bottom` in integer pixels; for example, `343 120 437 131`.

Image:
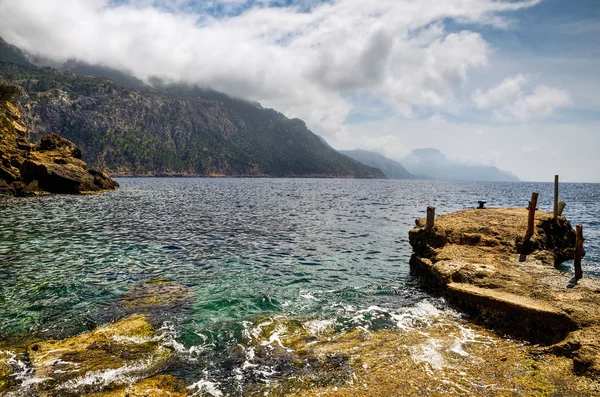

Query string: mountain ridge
401 148 520 182
0 39 384 179
339 149 419 180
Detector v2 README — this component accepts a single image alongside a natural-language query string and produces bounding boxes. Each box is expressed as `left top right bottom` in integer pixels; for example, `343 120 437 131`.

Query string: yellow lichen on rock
409 207 600 378
247 315 600 397
0 350 12 394
27 314 172 397
0 83 118 196
84 375 189 397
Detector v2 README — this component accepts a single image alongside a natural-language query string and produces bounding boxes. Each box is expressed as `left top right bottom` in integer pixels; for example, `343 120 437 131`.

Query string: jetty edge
409 207 600 378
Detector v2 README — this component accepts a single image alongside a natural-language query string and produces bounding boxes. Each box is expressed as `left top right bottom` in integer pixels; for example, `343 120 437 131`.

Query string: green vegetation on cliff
0 40 384 178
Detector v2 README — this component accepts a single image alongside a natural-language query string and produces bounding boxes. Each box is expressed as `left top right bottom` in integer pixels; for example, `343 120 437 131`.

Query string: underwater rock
27 314 172 397
409 207 600 378
120 280 193 316
0 84 118 196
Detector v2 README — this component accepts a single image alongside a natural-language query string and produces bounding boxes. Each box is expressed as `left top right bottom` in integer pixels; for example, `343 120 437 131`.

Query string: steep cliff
0 83 118 196
0 40 384 179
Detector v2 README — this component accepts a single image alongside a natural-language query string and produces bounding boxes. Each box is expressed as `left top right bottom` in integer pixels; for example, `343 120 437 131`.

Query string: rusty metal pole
575 224 584 280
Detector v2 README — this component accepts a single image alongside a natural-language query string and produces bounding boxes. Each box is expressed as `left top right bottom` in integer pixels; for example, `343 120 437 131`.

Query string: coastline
409 207 600 378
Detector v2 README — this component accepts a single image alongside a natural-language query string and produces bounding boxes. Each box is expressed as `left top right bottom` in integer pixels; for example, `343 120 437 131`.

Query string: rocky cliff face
0 83 118 196
0 44 385 178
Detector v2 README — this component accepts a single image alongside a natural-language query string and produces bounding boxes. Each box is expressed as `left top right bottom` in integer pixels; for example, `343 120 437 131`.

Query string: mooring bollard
558 201 566 216
554 175 559 220
526 192 539 239
575 224 584 280
426 206 435 229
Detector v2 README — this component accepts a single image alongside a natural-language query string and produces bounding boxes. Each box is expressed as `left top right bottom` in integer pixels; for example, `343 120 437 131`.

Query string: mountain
0 39 384 179
400 148 520 182
339 149 418 179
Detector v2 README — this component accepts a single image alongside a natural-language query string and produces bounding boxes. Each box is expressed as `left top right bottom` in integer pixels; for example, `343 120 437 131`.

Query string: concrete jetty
409 207 600 378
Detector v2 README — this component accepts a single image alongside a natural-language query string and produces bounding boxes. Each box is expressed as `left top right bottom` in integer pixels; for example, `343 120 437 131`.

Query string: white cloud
496 85 571 122
0 0 541 136
472 74 527 108
472 74 571 122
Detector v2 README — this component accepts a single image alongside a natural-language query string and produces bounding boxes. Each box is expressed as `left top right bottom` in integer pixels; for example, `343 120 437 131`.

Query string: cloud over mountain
0 0 541 135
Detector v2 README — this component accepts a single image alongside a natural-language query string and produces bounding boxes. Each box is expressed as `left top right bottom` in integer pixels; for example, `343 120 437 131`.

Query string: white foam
303 318 335 335
260 324 292 352
187 379 224 397
57 352 167 391
410 339 445 371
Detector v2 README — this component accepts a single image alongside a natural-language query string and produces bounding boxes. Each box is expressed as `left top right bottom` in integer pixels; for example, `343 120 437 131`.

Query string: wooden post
426 206 435 229
553 175 559 220
574 224 584 280
558 201 566 216
526 192 539 239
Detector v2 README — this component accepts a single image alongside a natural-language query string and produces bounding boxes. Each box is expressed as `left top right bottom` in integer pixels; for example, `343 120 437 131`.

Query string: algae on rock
27 314 172 397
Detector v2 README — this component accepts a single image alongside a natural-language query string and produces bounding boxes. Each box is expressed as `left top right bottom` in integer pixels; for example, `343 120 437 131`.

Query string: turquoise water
1 178 599 394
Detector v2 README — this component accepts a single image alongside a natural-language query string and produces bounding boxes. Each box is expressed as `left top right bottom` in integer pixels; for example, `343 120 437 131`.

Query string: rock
38 133 83 159
0 83 118 196
0 179 15 195
27 314 172 397
83 375 188 397
20 158 96 194
20 179 45 196
0 350 12 394
89 169 120 191
409 207 600 378
121 280 193 315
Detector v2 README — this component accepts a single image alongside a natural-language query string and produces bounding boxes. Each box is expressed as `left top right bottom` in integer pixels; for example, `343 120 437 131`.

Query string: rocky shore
409 207 600 378
0 280 192 397
0 83 118 196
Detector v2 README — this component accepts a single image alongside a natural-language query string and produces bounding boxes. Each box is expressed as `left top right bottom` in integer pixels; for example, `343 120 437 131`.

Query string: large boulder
0 83 118 196
38 133 83 159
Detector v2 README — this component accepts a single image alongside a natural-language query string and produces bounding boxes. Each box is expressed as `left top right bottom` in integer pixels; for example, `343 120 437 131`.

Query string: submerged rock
409 207 600 378
120 280 193 316
27 314 172 396
0 83 118 196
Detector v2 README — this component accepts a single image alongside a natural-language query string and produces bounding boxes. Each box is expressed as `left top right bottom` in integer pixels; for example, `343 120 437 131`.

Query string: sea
0 178 599 396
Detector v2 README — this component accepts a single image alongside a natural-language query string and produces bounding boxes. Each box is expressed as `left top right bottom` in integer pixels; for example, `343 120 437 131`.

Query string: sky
0 0 598 181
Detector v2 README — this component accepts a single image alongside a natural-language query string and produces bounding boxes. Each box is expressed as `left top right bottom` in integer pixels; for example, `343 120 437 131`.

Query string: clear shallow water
0 178 599 395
